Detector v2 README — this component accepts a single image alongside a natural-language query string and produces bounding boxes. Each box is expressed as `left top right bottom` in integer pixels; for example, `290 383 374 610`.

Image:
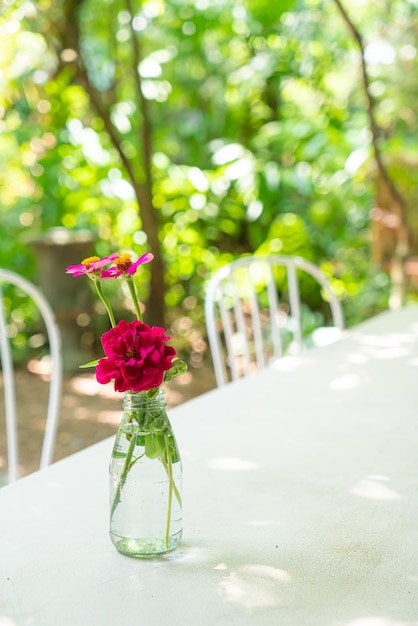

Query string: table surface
2 306 418 625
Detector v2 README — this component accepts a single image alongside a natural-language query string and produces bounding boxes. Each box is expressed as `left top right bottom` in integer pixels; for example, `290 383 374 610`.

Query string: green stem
172 477 182 508
155 421 181 508
129 452 145 469
161 455 182 507
111 425 137 519
127 279 143 322
94 280 116 327
164 433 174 549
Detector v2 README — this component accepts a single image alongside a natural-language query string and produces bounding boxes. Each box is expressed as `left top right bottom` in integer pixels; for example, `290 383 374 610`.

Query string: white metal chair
0 269 62 483
204 255 345 387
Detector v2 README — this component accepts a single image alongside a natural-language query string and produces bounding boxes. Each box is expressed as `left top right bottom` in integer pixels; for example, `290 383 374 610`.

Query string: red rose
96 320 176 393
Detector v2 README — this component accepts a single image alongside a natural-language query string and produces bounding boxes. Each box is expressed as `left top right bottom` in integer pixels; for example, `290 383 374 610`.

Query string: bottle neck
122 388 166 412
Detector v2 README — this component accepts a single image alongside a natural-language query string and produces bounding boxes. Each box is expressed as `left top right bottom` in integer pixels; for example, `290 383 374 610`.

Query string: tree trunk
55 0 167 326
332 0 410 307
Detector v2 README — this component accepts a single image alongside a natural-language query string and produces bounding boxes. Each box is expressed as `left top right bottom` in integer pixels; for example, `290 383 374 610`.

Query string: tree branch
52 0 166 324
332 0 406 219
125 0 153 183
332 0 410 307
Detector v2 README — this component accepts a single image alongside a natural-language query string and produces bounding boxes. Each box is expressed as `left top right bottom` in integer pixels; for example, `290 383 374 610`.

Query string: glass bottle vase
109 389 182 558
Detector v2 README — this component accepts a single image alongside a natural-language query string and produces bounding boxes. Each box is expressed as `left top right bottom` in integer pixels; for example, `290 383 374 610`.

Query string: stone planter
29 228 96 373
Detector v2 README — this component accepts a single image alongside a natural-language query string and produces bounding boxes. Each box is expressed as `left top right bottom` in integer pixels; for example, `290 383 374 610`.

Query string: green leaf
163 358 188 383
247 0 295 23
79 359 99 369
145 433 165 460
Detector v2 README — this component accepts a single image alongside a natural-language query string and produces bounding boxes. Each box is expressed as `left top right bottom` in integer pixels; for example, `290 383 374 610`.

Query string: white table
2 306 418 625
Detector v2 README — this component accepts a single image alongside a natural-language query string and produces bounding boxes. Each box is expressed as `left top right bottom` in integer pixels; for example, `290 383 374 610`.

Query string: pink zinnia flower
66 253 119 277
96 319 176 393
101 253 154 279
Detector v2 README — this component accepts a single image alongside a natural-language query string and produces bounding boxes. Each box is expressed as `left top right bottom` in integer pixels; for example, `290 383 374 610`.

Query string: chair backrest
0 269 62 483
204 255 344 387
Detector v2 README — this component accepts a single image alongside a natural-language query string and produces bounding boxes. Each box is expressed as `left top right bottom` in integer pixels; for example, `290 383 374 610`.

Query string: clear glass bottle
109 389 182 558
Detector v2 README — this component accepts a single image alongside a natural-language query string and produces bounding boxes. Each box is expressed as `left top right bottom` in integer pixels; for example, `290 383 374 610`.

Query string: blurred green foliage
0 0 417 364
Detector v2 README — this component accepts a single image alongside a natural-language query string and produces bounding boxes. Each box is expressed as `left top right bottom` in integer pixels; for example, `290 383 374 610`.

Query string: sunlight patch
218 564 292 610
208 457 259 471
351 476 403 501
329 373 361 390
344 617 418 626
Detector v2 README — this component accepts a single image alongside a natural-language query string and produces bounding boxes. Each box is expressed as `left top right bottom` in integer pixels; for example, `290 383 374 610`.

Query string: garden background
1 0 418 472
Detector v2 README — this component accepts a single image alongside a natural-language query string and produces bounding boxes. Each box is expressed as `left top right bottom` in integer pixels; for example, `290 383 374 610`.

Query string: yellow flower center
115 253 132 272
126 348 135 358
82 256 100 267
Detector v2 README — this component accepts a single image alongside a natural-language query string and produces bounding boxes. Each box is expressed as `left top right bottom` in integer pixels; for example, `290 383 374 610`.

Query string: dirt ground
0 363 216 481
